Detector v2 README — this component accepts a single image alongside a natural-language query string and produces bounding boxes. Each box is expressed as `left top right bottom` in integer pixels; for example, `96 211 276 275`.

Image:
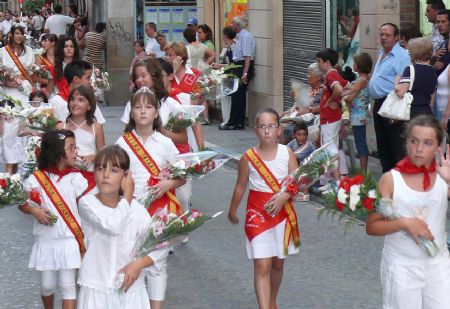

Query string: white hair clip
136 86 155 95
57 133 66 140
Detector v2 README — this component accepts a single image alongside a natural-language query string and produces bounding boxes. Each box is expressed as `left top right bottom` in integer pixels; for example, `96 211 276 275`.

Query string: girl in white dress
18 130 88 309
366 115 450 309
56 85 105 171
116 89 185 309
228 108 301 309
121 57 188 148
0 25 35 174
77 145 168 309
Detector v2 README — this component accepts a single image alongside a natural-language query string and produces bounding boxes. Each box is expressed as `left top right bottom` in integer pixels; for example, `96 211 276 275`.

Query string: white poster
188 8 197 19
146 8 157 23
173 29 184 43
159 8 170 24
172 8 184 24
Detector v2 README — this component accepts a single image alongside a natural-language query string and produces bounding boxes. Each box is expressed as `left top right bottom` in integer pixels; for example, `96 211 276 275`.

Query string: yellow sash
245 148 301 254
123 131 183 215
34 170 85 254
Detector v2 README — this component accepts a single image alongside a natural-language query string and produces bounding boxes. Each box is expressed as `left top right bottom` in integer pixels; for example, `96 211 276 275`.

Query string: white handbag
377 64 414 121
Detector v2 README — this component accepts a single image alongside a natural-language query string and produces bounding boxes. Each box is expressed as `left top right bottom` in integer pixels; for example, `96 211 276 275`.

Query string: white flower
10 174 21 183
172 160 186 170
349 185 361 211
368 189 377 199
337 188 348 204
0 173 7 179
41 117 47 125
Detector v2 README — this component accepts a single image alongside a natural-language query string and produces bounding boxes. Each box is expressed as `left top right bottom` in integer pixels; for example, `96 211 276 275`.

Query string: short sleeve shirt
319 69 348 124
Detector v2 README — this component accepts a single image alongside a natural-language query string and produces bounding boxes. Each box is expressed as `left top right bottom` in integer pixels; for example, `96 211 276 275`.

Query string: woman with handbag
395 38 437 119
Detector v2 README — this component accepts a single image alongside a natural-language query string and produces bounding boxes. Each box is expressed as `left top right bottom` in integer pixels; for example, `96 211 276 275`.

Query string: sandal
296 192 310 202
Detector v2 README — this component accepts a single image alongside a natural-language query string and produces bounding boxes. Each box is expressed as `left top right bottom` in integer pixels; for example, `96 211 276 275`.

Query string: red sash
33 170 85 254
245 148 301 254
169 87 183 104
122 131 183 216
5 45 32 84
55 77 70 101
173 68 201 93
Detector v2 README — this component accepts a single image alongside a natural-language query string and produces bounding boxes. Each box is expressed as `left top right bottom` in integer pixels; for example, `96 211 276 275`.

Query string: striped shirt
83 31 106 70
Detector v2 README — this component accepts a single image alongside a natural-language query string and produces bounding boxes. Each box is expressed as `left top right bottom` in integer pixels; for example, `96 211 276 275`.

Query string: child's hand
326 99 338 110
228 209 239 225
436 144 450 181
401 217 434 244
118 260 143 292
149 177 174 200
121 171 134 203
31 207 54 225
265 192 291 217
81 154 95 167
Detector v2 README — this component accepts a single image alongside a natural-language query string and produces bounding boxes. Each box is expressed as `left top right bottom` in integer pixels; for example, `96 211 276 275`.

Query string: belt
374 97 386 104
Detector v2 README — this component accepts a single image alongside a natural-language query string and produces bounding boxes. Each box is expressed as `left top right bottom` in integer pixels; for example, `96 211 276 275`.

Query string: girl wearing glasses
19 129 91 309
228 108 301 309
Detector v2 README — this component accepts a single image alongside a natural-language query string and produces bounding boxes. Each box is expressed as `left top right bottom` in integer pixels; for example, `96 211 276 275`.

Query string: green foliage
24 0 46 14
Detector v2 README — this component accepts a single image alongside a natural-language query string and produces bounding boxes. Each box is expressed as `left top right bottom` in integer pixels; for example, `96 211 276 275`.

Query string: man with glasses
368 23 410 173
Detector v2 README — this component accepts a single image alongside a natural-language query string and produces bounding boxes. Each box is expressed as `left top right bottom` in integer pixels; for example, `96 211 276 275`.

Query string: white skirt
246 219 299 259
0 118 25 164
78 277 150 309
29 237 81 271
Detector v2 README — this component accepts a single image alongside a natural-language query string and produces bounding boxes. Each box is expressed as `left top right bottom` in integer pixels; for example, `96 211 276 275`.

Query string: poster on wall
146 8 157 23
159 8 170 24
172 8 184 24
224 0 248 26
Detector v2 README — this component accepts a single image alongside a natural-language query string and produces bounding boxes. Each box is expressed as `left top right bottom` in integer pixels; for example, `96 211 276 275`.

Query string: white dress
49 94 106 124
64 120 96 171
23 172 88 271
0 45 34 164
246 145 300 259
77 195 168 309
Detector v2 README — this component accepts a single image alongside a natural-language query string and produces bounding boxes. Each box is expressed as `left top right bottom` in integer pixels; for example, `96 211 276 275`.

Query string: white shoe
181 236 189 244
318 183 332 192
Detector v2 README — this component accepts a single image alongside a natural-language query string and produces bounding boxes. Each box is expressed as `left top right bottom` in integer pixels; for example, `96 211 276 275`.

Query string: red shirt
319 69 348 124
172 67 201 94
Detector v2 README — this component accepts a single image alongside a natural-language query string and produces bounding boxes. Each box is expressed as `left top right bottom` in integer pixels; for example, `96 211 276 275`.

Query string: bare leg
359 155 368 172
41 294 54 309
254 258 272 309
269 258 284 309
62 299 75 309
5 163 17 175
150 300 164 309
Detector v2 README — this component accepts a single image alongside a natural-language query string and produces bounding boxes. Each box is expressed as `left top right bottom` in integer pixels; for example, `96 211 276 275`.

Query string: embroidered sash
5 45 32 84
174 68 201 93
33 170 85 254
123 131 183 216
245 148 301 254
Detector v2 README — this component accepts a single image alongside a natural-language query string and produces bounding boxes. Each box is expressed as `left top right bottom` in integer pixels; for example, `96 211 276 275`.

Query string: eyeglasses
255 124 279 131
64 145 79 152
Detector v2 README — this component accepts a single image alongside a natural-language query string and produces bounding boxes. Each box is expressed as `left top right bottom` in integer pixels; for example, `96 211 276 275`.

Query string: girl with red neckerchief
366 115 450 309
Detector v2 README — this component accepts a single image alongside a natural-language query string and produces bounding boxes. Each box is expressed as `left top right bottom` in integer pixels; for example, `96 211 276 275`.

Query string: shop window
330 0 360 71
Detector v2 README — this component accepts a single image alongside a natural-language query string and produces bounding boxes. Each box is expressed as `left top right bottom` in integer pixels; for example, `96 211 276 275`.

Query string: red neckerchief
169 87 183 104
41 168 79 182
394 156 436 190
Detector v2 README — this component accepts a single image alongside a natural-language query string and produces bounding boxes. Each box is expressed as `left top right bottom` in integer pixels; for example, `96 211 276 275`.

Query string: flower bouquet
191 64 241 101
0 173 27 207
164 150 230 180
75 156 89 171
264 142 339 214
165 105 205 132
0 65 24 92
114 209 222 291
135 209 223 258
320 174 440 257
29 64 52 79
22 136 42 179
136 176 159 208
26 189 58 226
90 68 110 102
26 107 59 132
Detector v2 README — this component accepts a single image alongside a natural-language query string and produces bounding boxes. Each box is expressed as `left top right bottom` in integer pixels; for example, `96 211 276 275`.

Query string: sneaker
318 183 332 192
296 193 310 202
169 246 174 254
181 236 189 244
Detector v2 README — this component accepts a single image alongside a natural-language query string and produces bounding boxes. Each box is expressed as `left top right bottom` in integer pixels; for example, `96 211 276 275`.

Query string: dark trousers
373 98 406 173
227 60 254 127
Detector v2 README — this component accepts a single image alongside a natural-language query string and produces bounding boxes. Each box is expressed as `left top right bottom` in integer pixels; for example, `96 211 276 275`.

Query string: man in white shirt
145 22 161 57
44 4 75 36
31 10 44 39
0 12 13 38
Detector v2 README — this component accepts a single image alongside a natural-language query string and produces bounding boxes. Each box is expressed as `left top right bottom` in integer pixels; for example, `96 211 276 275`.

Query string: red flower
29 189 41 204
299 176 312 186
362 197 374 212
147 176 158 186
286 183 299 195
335 200 345 211
35 147 41 157
0 178 6 189
351 175 365 185
339 177 352 192
195 163 202 173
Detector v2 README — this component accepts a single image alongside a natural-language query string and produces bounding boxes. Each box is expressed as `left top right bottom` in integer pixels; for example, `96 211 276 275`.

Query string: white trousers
381 255 450 309
320 120 341 154
220 96 232 126
40 269 77 299
145 256 168 301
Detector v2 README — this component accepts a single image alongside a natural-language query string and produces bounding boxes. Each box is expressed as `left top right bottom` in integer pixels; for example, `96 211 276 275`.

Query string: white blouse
78 195 168 293
115 130 179 197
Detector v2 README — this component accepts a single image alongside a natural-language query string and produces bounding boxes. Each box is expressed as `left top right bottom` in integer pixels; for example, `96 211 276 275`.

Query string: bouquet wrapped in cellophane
90 67 110 102
26 189 58 226
265 142 338 214
136 150 230 208
26 106 59 132
114 209 222 291
0 173 27 207
191 64 241 101
29 64 52 79
320 174 440 257
165 105 205 132
0 65 26 92
22 136 42 179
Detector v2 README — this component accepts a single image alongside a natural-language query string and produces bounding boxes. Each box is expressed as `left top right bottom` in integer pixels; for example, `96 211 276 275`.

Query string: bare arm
160 127 188 145
228 155 249 224
191 122 205 150
94 123 106 151
204 48 216 65
343 78 367 104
